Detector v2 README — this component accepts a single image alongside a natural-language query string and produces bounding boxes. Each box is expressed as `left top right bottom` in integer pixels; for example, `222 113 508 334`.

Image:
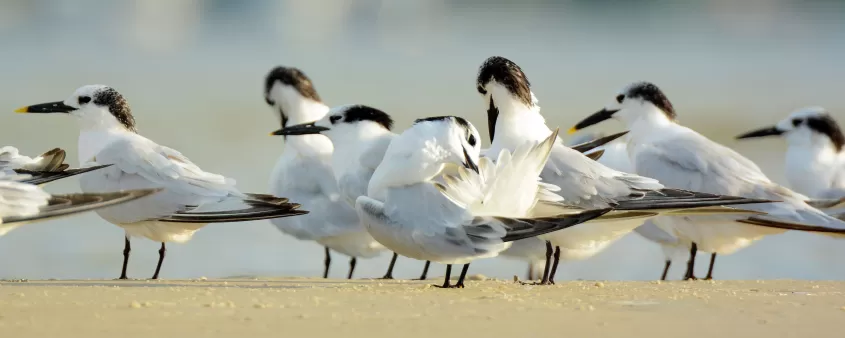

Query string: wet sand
1 277 843 337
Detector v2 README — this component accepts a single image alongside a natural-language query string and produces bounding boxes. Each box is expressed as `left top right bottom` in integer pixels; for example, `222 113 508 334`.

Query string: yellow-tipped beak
14 106 29 113
567 127 578 135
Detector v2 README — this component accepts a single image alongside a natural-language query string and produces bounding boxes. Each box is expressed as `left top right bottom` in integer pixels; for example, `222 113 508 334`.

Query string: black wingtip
16 164 113 185
616 189 777 210
500 208 613 242
738 217 845 235
570 130 630 153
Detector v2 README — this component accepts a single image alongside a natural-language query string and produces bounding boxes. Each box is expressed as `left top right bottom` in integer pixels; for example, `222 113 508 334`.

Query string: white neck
621 105 678 144
487 87 552 153
330 124 395 178
73 108 134 164
283 99 330 126
783 137 843 197
272 89 333 156
74 107 131 132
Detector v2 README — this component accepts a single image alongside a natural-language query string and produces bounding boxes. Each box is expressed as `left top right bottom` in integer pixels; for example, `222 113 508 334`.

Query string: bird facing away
355 115 611 288
15 85 308 280
571 81 845 280
264 67 388 280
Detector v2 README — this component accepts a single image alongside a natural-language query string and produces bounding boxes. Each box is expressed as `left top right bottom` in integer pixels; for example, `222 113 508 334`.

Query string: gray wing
357 183 488 263
17 165 112 185
338 168 373 208
635 132 845 233
541 142 664 209
270 155 360 240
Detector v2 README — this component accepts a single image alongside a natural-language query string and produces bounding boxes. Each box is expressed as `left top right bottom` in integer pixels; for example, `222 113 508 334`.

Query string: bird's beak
568 108 620 134
14 101 77 114
735 126 784 139
270 122 330 136
462 148 480 174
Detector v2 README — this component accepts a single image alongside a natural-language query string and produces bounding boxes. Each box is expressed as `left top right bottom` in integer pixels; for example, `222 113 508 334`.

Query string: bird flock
2 56 844 288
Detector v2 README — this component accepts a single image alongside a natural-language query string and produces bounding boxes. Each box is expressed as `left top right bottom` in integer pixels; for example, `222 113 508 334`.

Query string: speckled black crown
806 113 844 152
476 56 533 107
94 87 135 132
415 116 473 137
342 105 394 131
624 82 676 120
264 66 321 103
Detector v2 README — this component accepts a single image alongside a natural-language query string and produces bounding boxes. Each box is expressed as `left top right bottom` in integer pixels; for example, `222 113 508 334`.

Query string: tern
272 104 438 280
15 85 308 279
264 67 388 279
476 56 771 283
736 107 844 199
571 81 845 279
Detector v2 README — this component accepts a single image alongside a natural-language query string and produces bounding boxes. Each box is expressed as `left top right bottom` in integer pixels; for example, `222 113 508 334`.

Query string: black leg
704 253 717 280
548 246 561 284
415 261 431 280
323 247 331 279
436 264 453 288
380 252 398 279
151 242 165 280
347 257 357 279
520 241 554 286
119 236 130 280
454 264 470 288
661 260 671 281
684 243 698 281
527 262 534 281
539 241 553 284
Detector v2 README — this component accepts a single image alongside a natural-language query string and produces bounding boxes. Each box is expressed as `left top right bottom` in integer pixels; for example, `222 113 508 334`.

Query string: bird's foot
434 283 464 289
520 280 554 286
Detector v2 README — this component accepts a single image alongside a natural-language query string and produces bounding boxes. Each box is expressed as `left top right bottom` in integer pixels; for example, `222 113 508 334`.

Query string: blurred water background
0 0 844 281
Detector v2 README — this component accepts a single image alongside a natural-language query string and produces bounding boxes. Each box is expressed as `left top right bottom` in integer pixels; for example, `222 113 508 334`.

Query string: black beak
15 101 77 114
270 122 330 136
569 108 619 134
735 126 784 139
462 148 480 174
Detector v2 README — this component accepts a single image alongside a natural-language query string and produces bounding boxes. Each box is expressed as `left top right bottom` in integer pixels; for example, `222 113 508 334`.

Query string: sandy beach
1 277 843 337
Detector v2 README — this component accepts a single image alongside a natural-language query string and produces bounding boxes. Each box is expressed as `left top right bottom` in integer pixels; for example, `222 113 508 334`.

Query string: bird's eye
330 115 342 124
78 96 91 105
467 134 477 147
792 118 802 127
477 85 487 95
264 96 274 106
615 94 624 104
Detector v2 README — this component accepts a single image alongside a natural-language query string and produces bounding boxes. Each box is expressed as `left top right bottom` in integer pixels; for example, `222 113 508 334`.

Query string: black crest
806 113 844 152
476 56 533 107
264 66 321 103
624 82 676 120
94 87 135 132
342 105 394 130
415 116 473 137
